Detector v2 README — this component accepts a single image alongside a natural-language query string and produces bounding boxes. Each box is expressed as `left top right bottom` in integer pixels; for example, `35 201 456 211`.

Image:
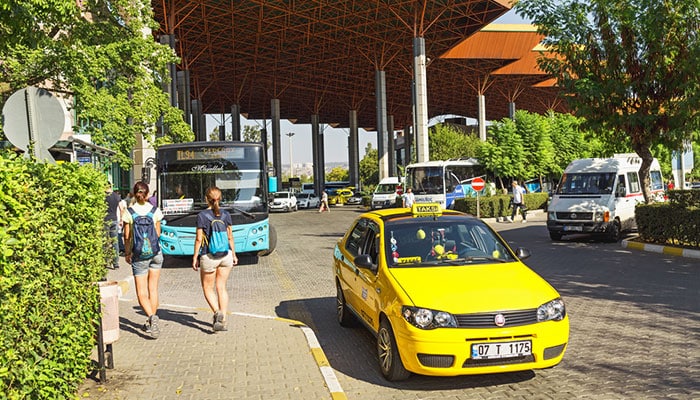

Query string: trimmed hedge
454 193 549 218
0 152 110 399
636 190 700 248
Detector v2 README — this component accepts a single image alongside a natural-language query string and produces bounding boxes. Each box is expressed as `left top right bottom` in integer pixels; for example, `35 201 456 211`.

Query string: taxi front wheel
377 318 411 381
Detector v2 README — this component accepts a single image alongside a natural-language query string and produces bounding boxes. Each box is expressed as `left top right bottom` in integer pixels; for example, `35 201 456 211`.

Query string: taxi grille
463 354 534 367
455 309 537 328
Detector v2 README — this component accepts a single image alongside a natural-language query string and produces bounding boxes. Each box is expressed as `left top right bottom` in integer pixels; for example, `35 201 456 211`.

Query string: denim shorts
131 251 164 277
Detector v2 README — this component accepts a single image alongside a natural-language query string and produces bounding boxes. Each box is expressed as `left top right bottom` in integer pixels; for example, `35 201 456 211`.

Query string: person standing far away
122 182 164 339
148 190 158 207
402 187 415 208
507 180 527 223
319 190 330 213
117 192 133 254
105 185 122 269
192 186 238 332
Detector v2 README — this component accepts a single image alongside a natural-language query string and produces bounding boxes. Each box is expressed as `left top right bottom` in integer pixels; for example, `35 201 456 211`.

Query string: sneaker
522 219 527 223
505 216 513 223
143 320 152 334
213 311 227 332
149 315 160 339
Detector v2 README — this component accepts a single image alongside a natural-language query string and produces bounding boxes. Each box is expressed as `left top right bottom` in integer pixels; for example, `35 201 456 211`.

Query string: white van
371 177 403 210
547 154 664 242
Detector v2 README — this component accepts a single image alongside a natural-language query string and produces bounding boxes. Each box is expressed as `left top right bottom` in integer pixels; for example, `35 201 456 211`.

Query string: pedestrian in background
149 190 158 207
319 191 330 212
507 180 527 223
192 186 238 332
122 182 164 339
105 185 122 269
402 187 415 208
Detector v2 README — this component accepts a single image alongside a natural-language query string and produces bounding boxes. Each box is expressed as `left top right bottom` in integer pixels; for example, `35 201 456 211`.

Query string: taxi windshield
384 216 515 267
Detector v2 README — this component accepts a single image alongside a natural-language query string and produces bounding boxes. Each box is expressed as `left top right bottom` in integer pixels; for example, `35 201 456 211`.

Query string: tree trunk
632 143 654 204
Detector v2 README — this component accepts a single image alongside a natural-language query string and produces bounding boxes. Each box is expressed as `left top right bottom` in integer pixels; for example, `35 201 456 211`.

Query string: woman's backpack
204 211 230 258
128 206 160 260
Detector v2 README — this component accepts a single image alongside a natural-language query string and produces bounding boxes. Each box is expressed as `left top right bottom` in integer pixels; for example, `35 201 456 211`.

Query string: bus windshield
157 143 268 215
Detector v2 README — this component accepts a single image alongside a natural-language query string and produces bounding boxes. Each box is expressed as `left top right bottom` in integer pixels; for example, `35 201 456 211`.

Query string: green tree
359 143 379 187
326 166 349 182
515 110 555 188
516 0 700 203
0 0 193 167
478 118 525 189
428 123 481 160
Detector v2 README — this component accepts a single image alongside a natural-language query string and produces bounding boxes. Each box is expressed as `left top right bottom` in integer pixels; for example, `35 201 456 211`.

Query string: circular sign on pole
471 177 485 191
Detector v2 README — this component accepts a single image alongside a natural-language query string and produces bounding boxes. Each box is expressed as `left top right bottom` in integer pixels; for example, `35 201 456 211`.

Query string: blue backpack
128 206 160 260
204 211 230 258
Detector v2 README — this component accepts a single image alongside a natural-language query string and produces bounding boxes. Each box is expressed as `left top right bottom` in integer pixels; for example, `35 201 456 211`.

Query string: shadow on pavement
275 297 535 390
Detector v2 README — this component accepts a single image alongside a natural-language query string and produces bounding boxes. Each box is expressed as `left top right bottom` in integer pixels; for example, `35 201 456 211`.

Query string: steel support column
413 37 429 162
349 110 359 189
231 104 241 141
271 99 282 184
388 115 396 176
311 115 322 196
376 70 389 180
478 94 486 141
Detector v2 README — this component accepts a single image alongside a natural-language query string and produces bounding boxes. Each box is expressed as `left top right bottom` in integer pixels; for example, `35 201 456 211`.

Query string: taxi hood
388 263 560 313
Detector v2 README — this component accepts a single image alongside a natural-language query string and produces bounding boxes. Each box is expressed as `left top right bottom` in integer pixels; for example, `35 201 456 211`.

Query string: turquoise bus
156 141 276 256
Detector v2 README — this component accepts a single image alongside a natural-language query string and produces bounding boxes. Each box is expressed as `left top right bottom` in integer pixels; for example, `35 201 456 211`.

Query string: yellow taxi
333 204 569 380
328 188 354 205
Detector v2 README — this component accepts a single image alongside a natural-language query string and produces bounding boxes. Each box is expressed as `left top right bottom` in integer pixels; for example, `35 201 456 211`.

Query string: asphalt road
261 206 699 400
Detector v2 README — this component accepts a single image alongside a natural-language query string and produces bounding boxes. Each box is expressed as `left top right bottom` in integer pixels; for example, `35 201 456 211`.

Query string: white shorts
199 251 234 273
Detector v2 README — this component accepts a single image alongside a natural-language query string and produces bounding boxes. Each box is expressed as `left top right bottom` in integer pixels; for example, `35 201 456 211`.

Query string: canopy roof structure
152 1 567 131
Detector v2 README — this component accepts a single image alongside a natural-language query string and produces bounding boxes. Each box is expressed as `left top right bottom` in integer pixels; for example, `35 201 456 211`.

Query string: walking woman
192 186 238 332
122 182 164 339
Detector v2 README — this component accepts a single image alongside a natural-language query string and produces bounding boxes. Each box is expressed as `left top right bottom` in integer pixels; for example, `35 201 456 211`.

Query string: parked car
296 192 320 209
334 204 569 381
328 188 354 205
269 191 297 212
346 192 364 205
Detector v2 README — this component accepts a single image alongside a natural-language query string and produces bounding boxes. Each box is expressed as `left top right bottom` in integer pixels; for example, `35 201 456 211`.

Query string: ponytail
205 186 222 216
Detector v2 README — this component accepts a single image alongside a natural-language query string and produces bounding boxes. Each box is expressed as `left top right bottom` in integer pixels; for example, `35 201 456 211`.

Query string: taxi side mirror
515 247 531 260
354 254 377 273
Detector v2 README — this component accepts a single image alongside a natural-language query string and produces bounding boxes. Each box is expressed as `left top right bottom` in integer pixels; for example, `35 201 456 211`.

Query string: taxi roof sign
411 203 442 217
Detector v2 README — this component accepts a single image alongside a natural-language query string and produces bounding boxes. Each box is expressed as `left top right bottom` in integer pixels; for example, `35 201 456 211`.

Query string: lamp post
286 132 295 177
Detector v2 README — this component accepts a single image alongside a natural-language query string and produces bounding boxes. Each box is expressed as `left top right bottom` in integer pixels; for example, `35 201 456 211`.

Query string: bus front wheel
259 225 277 256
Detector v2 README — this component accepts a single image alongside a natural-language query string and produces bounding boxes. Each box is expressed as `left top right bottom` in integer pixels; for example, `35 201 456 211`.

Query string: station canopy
152 1 567 131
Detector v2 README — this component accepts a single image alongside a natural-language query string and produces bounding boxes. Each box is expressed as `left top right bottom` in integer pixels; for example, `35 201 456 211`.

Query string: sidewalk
79 260 345 400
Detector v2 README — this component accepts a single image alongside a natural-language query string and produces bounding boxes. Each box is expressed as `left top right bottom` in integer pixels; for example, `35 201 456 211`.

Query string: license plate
563 225 582 232
471 340 532 360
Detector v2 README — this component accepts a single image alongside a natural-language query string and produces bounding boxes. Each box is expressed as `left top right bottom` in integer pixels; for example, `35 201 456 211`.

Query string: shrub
637 190 700 248
0 152 110 399
454 193 549 218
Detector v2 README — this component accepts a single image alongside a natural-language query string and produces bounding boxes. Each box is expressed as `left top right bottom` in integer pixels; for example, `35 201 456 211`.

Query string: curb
621 238 700 260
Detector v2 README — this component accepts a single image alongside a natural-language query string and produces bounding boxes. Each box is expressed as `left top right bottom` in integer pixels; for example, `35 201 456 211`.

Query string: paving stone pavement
79 206 700 400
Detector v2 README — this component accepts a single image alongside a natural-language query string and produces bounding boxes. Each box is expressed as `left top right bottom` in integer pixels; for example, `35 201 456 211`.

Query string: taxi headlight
548 211 556 220
537 298 566 322
402 306 457 329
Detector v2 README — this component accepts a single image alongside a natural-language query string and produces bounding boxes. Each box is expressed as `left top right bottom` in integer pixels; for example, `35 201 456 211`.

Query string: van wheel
549 231 563 241
377 318 411 381
606 221 621 243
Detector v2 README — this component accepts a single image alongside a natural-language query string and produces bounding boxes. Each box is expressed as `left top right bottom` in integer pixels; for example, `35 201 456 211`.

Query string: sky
204 9 529 166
